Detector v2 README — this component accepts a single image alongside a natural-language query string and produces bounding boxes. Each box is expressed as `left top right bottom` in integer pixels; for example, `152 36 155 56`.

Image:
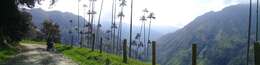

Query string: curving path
2 43 78 65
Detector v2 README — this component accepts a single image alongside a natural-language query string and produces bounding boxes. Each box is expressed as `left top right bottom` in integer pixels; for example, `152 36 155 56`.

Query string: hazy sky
35 0 249 28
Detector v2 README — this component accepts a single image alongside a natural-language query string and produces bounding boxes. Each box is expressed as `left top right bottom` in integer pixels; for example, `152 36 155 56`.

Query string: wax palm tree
117 0 126 55
146 12 155 60
256 0 259 41
110 0 119 54
77 0 79 45
87 0 97 48
96 0 104 48
247 0 252 65
129 0 134 57
147 12 155 44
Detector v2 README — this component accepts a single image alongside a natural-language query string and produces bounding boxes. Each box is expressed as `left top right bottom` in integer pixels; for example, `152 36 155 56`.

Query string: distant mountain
30 8 176 43
30 8 88 43
157 4 257 65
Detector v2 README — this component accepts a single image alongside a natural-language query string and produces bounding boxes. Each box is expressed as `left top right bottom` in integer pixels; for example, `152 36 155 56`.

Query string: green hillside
157 4 256 65
55 44 149 65
0 48 17 63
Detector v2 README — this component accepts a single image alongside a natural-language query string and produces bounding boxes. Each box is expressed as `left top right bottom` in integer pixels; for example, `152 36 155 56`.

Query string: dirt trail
2 43 78 65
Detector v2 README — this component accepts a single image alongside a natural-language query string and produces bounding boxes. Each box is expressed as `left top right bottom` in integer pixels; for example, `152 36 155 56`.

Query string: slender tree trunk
96 0 104 49
257 0 259 41
111 0 115 54
113 0 117 54
147 19 152 59
87 1 92 48
247 0 252 65
129 0 133 58
77 0 80 46
118 7 124 55
90 0 96 47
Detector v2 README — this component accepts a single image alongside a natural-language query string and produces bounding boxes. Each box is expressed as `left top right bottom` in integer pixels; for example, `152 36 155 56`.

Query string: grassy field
55 44 150 65
0 47 17 63
20 40 46 44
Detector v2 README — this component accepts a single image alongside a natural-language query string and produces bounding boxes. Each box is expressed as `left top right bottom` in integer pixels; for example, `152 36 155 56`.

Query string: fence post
123 39 127 63
255 42 260 65
100 38 103 53
92 33 95 51
152 41 156 65
192 44 197 65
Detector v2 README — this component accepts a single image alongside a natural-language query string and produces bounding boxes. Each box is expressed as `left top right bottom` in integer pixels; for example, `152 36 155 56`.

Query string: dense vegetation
55 44 149 65
0 47 18 63
157 4 257 65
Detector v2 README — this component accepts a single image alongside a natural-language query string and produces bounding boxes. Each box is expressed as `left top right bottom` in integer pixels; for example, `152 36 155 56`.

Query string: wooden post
100 38 103 53
255 42 260 65
123 39 127 63
152 41 156 65
192 44 197 65
92 33 95 51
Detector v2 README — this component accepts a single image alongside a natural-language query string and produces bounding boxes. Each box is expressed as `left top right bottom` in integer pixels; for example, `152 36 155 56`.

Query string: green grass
0 47 17 63
55 44 150 65
20 39 46 44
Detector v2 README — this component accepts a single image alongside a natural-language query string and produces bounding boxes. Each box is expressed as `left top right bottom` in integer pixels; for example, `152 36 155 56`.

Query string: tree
256 0 259 41
41 19 60 43
117 0 127 55
247 0 252 65
147 12 155 44
129 0 134 57
41 19 60 51
96 0 104 50
146 12 155 59
1 0 56 47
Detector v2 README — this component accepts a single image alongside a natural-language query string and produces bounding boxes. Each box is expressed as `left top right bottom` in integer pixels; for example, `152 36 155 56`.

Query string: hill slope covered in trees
157 4 257 65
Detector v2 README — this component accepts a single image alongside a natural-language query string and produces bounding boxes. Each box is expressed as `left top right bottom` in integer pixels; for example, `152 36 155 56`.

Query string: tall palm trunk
77 0 80 46
257 0 259 41
146 19 152 59
96 0 104 48
89 0 96 49
83 4 87 47
111 0 115 53
148 19 151 43
117 0 126 55
129 0 134 57
87 3 91 47
118 15 122 54
113 0 118 54
247 0 252 65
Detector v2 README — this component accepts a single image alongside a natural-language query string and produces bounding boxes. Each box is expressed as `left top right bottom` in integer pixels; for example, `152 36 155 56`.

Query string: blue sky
35 0 249 29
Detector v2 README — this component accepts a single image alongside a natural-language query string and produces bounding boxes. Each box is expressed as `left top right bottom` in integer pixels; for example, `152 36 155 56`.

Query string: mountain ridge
157 4 256 65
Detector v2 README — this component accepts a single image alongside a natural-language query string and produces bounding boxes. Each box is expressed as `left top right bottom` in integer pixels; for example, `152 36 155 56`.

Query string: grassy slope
0 46 18 63
55 44 149 65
